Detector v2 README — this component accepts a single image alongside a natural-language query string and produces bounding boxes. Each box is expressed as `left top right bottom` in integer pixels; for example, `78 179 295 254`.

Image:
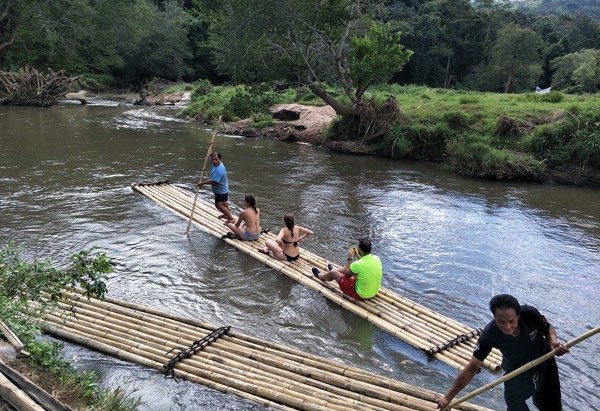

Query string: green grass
180 81 600 182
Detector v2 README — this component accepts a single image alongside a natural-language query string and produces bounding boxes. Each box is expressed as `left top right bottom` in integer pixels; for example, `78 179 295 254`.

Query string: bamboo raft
131 181 503 372
41 290 493 411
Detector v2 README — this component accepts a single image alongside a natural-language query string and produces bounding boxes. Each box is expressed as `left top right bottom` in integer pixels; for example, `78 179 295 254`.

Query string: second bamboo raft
41 290 494 411
131 181 503 372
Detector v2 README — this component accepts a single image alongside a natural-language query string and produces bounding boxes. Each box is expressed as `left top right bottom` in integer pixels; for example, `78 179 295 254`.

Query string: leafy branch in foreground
0 242 138 410
0 243 107 343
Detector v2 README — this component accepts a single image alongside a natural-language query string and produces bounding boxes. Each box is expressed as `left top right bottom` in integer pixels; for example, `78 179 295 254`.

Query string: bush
539 91 564 103
0 243 111 344
459 96 480 104
523 110 600 168
223 84 282 120
446 136 545 180
191 79 213 98
443 111 470 130
376 123 453 161
378 125 413 158
251 112 274 128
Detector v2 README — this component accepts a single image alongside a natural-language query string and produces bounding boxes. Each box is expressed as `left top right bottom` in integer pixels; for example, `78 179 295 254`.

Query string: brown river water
1 101 599 410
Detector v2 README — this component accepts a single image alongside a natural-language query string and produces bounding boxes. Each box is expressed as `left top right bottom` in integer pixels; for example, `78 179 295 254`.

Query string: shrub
523 110 600 168
446 137 545 180
459 96 480 104
539 91 564 103
223 84 282 120
191 79 213 98
378 125 413 158
443 111 470 130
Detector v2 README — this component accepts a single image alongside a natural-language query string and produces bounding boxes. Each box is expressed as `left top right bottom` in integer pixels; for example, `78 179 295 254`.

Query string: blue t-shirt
210 163 229 194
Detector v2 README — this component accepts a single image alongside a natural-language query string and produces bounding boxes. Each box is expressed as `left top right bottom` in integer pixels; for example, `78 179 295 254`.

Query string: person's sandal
258 247 270 255
221 232 238 240
311 267 321 278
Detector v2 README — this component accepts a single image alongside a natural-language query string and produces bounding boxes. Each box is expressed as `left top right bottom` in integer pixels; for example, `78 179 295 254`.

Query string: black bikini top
281 230 298 247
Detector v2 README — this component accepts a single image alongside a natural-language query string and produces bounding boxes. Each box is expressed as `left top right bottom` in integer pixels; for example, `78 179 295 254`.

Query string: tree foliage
489 23 543 93
201 0 412 116
0 242 111 343
551 49 600 93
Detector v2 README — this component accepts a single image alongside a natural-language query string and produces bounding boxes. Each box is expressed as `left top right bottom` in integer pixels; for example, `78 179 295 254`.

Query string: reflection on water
1 104 599 410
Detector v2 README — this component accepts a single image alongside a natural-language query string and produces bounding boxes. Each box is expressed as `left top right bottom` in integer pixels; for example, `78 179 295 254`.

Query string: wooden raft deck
41 290 493 411
131 181 503 373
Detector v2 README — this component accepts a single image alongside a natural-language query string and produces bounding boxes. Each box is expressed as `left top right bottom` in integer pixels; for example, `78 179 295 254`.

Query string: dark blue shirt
474 305 551 374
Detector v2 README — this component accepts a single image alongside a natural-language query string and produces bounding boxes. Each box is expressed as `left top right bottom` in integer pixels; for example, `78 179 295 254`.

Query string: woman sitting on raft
259 213 313 261
225 194 261 241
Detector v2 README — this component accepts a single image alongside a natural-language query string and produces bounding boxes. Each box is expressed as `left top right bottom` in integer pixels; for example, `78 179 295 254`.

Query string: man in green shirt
312 238 382 300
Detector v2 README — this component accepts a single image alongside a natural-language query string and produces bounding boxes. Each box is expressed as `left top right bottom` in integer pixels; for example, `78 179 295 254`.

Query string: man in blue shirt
197 151 234 224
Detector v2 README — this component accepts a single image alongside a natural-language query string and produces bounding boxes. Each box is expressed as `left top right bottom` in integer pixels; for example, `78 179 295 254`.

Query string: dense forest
0 0 598 93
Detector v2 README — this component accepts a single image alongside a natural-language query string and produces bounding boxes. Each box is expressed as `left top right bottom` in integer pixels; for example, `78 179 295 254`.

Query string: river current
1 101 599 410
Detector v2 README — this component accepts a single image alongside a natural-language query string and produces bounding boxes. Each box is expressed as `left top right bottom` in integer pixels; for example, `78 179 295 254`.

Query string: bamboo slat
40 292 492 411
0 371 45 411
131 181 502 372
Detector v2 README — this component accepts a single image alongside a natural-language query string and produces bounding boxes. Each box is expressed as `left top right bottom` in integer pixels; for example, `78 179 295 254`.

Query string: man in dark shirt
437 294 569 411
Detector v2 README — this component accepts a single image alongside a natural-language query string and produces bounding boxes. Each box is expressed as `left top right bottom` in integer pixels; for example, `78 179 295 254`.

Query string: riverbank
180 83 600 186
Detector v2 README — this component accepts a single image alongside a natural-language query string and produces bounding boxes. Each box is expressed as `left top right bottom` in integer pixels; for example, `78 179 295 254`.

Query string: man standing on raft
312 238 382 300
437 294 569 411
197 151 235 224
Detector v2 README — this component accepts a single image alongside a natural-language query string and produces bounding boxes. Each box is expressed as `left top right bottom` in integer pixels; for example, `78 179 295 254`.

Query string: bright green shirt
350 254 382 299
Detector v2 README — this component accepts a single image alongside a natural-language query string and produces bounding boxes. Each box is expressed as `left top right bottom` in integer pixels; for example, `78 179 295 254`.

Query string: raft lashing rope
131 181 503 372
40 290 493 411
163 326 230 378
424 329 483 356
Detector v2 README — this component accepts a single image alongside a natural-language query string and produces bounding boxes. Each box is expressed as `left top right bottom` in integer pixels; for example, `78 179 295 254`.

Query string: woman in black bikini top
259 213 313 262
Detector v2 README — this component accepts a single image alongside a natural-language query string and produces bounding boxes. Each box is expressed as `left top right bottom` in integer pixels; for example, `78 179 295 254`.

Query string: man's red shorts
338 276 363 300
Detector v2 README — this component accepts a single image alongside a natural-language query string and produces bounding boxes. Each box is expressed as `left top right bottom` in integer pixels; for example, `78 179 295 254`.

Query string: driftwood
0 66 78 106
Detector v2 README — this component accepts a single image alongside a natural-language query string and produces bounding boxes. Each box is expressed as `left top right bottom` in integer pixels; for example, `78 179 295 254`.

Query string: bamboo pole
0 320 24 354
186 117 221 235
449 326 600 409
0 371 45 411
0 359 72 411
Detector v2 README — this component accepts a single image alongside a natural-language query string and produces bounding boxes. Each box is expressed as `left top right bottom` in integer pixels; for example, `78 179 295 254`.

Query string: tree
489 23 543 93
551 49 600 92
200 0 412 117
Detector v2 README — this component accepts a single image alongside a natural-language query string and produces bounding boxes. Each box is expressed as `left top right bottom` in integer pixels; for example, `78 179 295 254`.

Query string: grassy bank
0 243 139 410
181 81 600 184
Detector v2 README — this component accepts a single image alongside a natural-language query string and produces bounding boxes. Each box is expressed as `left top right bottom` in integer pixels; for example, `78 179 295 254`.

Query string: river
1 102 599 410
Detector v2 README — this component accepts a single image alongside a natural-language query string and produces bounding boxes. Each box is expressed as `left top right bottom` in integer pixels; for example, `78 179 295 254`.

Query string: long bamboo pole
0 319 24 354
0 371 45 411
185 117 221 235
448 326 600 409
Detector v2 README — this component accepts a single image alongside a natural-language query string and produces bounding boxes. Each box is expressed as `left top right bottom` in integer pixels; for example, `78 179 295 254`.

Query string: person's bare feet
217 214 227 220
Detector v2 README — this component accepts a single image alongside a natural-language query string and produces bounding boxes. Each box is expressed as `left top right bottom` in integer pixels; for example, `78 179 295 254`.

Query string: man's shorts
339 276 363 300
214 193 228 204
